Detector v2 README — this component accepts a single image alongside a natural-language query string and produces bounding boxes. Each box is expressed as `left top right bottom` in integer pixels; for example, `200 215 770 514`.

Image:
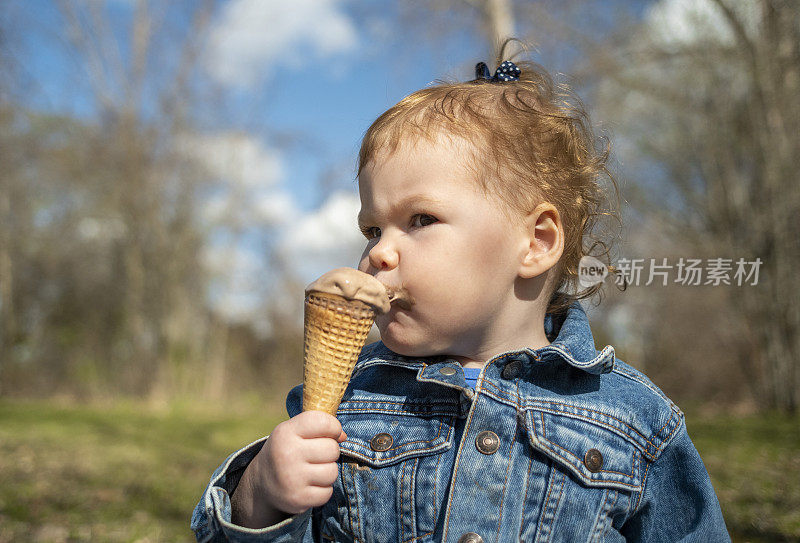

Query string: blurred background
0 0 797 541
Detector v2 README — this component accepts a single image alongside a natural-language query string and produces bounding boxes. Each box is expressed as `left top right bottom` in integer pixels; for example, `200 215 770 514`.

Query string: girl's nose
368 238 398 271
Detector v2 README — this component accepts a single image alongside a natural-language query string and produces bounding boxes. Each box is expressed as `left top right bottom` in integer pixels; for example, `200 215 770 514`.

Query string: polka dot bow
474 60 521 82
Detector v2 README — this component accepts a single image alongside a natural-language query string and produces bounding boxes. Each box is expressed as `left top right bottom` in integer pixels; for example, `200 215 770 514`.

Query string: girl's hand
231 410 347 528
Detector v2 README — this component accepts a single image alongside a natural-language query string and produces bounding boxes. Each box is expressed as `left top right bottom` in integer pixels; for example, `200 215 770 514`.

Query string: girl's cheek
357 251 371 272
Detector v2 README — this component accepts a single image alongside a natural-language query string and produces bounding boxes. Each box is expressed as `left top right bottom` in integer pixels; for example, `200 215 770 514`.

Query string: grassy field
687 411 800 542
0 399 798 542
0 399 284 542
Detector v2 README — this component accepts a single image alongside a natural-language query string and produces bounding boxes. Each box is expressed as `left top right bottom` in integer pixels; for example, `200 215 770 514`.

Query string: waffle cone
303 291 375 415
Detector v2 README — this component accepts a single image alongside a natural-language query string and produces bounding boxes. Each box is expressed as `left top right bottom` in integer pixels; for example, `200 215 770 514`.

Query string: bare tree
386 0 800 412
399 0 521 67
54 1 221 399
0 1 235 400
581 0 800 412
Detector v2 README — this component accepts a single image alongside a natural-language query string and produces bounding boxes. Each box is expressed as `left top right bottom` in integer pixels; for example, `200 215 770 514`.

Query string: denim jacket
191 301 730 542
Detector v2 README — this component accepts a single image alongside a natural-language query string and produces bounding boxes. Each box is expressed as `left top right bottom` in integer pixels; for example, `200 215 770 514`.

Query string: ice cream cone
302 291 376 415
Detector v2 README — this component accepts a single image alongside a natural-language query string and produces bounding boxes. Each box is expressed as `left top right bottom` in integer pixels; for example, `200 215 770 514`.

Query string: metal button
370 433 393 452
501 359 522 379
584 448 603 472
475 431 500 454
439 366 457 376
457 533 484 543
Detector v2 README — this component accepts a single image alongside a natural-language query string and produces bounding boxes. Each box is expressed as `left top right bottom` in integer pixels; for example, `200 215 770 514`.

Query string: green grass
687 411 800 542
0 400 797 542
0 399 285 542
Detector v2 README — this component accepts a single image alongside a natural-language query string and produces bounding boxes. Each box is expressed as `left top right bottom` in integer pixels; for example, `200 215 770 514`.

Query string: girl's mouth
385 286 415 310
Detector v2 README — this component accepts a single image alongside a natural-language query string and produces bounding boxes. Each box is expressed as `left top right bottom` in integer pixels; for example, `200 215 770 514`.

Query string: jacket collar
536 300 615 374
355 300 615 376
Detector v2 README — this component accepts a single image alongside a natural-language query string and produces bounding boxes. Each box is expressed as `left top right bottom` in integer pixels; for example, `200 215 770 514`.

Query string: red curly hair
357 47 620 315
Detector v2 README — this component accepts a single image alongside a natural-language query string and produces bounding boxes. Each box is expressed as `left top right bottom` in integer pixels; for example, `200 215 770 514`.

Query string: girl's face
357 136 532 360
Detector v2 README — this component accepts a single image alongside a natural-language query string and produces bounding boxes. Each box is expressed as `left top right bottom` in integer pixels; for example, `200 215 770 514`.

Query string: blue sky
7 0 499 326
8 0 675 328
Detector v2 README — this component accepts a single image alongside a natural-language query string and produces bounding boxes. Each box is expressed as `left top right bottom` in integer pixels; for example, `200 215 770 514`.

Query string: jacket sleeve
190 436 314 543
621 419 731 542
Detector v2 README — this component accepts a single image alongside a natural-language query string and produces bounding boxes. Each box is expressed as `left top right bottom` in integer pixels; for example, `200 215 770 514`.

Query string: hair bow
474 60 521 82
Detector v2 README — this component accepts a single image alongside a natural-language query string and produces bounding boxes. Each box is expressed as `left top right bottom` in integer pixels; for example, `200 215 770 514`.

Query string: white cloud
253 190 296 225
202 242 262 277
201 188 297 227
203 243 266 324
180 132 283 189
201 193 227 224
283 191 361 251
181 131 296 228
279 191 365 281
200 191 365 327
205 0 358 87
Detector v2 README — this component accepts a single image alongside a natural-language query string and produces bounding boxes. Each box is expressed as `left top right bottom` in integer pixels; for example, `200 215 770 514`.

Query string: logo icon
578 255 608 288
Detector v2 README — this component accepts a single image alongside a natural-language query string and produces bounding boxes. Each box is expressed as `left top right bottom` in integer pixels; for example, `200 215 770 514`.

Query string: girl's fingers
303 437 342 464
305 462 340 488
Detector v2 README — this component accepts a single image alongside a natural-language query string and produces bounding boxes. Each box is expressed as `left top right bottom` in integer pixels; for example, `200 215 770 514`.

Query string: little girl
192 49 730 542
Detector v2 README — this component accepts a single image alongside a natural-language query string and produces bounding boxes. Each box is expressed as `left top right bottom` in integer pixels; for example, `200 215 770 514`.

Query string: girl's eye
411 214 438 228
360 225 381 240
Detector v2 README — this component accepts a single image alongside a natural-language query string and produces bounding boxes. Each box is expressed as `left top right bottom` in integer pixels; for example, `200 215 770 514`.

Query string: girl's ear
519 203 564 279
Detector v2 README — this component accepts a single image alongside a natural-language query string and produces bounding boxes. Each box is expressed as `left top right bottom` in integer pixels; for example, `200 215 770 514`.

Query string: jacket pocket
520 408 646 541
523 407 645 493
337 410 454 467
321 409 456 543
